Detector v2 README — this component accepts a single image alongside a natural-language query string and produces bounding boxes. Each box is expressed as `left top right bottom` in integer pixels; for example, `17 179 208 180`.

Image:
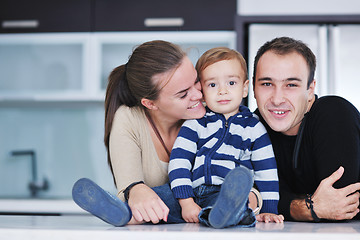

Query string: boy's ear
141 98 158 110
243 79 250 98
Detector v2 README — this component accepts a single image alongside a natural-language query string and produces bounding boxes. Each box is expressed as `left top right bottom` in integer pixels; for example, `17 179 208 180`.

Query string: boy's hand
179 198 202 223
256 213 284 223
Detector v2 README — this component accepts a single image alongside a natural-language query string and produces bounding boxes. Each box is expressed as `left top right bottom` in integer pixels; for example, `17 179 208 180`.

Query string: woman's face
153 56 206 121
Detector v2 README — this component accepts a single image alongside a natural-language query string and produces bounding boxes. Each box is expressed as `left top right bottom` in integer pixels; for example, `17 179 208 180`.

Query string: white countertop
0 215 359 240
0 199 87 215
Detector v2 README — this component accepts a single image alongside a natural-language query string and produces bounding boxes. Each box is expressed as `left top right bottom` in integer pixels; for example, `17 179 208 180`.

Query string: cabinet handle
144 18 184 27
2 20 39 29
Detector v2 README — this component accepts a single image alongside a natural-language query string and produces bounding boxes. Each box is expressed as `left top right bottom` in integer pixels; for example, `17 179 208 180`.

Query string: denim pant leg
152 183 185 224
228 203 257 228
194 185 221 227
195 185 256 228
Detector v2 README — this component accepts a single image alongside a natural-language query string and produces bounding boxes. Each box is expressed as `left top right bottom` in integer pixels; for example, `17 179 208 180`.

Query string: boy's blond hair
195 47 248 81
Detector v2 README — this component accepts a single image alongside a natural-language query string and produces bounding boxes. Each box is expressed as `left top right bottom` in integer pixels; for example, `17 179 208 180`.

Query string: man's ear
252 77 257 99
308 80 316 101
141 98 158 110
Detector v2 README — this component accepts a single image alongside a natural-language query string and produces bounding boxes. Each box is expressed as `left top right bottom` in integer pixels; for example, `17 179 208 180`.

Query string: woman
72 40 206 226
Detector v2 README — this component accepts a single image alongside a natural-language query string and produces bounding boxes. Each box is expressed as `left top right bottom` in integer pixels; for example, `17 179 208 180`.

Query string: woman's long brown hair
104 40 185 185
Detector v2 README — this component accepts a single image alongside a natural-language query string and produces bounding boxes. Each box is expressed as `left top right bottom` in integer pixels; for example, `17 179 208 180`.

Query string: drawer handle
144 18 184 27
2 20 39 29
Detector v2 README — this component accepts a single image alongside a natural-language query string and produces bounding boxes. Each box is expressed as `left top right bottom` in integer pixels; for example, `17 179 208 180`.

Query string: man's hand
312 166 360 220
179 198 202 223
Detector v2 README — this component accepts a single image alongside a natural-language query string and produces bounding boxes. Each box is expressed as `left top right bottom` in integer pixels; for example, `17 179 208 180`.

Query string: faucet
11 150 49 198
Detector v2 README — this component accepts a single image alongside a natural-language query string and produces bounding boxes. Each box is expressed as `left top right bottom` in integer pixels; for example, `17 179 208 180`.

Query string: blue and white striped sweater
168 106 279 214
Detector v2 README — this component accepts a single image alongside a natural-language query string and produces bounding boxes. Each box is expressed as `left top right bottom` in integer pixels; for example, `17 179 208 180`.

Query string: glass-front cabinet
0 31 236 199
0 33 98 103
93 32 236 90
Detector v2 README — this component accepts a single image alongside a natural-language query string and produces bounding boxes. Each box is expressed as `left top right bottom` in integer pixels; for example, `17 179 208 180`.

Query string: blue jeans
151 183 256 227
151 183 185 223
193 185 256 228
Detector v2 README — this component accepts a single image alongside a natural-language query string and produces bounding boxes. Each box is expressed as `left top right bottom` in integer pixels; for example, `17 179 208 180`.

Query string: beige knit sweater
109 105 169 201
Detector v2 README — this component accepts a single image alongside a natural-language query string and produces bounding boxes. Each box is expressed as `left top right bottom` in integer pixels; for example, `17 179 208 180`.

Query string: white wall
238 0 360 15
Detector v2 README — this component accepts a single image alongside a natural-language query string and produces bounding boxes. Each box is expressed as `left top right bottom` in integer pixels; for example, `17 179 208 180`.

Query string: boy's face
200 59 249 119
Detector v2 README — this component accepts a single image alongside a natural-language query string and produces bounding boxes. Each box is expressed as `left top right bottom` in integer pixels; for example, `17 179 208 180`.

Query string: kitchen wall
237 0 360 15
0 0 237 199
1 0 359 199
0 31 236 199
0 106 110 198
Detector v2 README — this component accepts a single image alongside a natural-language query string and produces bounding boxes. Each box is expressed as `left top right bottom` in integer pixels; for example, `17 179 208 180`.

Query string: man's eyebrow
257 77 302 82
258 77 272 81
286 77 302 81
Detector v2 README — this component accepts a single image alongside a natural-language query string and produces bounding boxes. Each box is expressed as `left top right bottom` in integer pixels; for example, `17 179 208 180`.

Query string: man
253 36 360 222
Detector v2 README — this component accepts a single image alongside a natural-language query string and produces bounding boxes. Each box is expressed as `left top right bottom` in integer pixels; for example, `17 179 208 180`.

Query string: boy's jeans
194 185 256 228
151 183 256 227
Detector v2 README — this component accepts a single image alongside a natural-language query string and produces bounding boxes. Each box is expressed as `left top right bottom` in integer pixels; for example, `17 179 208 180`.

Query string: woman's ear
141 98 158 110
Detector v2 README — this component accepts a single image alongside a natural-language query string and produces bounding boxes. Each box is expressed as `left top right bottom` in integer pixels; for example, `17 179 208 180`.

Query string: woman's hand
311 166 360 220
256 213 284 223
127 183 169 224
179 198 202 223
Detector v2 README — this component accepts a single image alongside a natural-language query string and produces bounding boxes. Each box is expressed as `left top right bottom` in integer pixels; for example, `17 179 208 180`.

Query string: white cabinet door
93 32 236 91
0 31 236 103
0 34 92 100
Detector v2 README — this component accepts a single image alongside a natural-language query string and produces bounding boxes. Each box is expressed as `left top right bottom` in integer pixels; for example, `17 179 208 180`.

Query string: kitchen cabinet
94 31 236 89
0 0 92 33
0 31 235 104
1 0 236 33
94 0 236 31
0 33 98 103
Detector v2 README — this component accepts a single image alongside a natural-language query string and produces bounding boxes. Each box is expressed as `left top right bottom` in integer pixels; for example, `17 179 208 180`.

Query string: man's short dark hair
253 37 316 89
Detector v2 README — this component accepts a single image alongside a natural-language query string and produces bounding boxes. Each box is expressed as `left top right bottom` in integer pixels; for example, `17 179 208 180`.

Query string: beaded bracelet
305 194 321 222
